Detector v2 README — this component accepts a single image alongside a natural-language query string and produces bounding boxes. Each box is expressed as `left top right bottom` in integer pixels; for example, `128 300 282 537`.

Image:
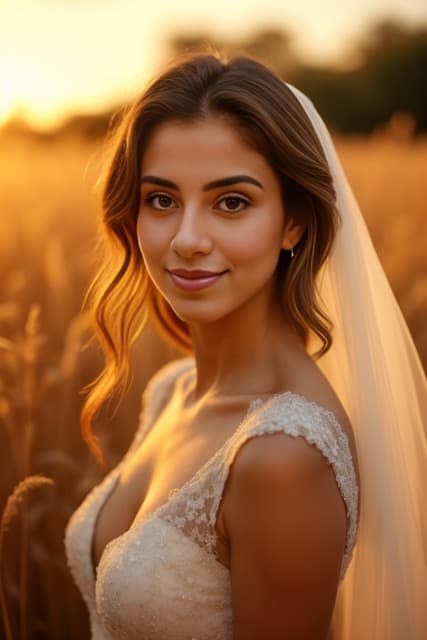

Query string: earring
290 246 294 259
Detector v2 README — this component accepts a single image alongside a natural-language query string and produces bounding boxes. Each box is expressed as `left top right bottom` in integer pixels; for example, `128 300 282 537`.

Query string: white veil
286 84 427 639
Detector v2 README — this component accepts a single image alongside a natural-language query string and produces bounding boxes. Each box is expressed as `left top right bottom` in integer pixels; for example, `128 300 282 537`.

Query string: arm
224 432 347 640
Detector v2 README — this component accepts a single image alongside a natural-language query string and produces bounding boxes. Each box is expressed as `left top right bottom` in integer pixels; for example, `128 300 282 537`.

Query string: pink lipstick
167 269 228 291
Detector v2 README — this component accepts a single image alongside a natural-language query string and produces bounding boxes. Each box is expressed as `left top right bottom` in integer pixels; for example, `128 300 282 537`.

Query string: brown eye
145 194 176 209
218 195 250 213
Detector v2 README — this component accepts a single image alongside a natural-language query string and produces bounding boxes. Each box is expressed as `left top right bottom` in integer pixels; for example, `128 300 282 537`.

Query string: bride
65 51 426 639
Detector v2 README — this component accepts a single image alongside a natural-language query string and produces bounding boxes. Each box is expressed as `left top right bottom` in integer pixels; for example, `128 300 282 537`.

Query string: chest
91 398 250 575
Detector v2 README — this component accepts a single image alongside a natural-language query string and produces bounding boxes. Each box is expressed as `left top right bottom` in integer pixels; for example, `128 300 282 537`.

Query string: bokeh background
1 1 426 638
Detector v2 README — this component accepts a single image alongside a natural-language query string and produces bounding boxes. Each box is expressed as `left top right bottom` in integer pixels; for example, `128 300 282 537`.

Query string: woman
65 52 426 639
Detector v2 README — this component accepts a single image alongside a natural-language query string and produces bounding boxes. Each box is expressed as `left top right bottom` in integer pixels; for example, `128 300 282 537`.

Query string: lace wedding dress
64 356 359 640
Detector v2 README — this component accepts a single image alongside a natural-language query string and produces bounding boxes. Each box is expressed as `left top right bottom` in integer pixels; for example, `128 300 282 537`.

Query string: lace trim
160 392 359 583
64 357 194 605
123 358 195 463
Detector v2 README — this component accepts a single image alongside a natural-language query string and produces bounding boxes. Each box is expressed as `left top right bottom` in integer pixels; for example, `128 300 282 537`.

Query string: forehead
140 117 272 178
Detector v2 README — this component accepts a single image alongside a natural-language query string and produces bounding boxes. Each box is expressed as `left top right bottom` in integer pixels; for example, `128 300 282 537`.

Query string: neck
185 291 308 403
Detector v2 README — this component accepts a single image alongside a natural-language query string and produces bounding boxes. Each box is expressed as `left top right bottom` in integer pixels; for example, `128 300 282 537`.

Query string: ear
281 217 306 251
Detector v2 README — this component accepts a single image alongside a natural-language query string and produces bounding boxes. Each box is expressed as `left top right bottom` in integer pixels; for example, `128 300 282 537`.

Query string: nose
170 208 213 258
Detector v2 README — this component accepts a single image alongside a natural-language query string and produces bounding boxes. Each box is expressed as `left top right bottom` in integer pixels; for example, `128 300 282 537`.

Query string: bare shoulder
290 355 353 436
214 349 356 636
224 419 347 638
284 353 360 484
227 350 360 520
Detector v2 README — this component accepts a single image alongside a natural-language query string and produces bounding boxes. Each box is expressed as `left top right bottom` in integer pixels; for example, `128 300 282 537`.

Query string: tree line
3 18 426 138
168 19 427 134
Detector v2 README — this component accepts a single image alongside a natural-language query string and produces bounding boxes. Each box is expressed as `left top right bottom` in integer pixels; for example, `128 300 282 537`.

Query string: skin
136 116 310 404
127 116 357 637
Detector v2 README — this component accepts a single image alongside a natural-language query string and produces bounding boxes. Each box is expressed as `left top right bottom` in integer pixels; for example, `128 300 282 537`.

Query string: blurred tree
167 27 297 77
360 20 427 131
11 19 425 138
290 19 427 132
167 19 427 134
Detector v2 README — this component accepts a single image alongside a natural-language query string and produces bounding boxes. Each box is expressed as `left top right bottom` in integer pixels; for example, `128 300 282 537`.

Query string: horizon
2 0 427 131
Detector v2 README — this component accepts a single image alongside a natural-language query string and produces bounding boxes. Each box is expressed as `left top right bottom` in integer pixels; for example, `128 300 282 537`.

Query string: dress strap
124 357 194 462
211 392 360 582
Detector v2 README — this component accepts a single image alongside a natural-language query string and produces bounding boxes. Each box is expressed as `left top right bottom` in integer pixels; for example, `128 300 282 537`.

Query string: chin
170 308 227 326
166 298 235 326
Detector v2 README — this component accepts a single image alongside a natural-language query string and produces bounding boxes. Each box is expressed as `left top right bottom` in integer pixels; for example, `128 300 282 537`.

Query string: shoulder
124 357 194 459
224 425 342 540
224 410 346 516
228 421 333 481
141 356 194 419
146 355 194 387
223 416 348 638
288 365 361 503
275 354 361 495
286 353 354 441
224 382 360 535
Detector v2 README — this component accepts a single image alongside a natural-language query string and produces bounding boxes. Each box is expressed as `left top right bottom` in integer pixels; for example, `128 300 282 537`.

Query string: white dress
64 357 359 640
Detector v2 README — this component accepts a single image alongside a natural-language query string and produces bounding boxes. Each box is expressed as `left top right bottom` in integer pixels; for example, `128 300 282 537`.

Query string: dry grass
0 131 177 639
0 474 55 640
0 127 425 638
335 132 427 359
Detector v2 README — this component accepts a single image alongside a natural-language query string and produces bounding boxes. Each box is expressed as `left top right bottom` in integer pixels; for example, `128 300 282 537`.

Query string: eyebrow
139 174 265 191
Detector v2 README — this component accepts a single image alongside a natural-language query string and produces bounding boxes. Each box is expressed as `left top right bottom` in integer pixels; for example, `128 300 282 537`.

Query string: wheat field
0 127 425 639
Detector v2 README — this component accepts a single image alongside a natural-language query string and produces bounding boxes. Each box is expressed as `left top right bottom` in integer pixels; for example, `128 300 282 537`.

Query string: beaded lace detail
64 357 360 639
64 359 194 639
158 389 359 583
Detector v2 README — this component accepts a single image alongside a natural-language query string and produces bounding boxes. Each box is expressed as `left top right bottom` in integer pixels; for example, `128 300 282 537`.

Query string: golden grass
0 474 55 640
0 128 425 638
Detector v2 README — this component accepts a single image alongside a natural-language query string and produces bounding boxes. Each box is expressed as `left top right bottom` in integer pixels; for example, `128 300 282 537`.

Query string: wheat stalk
0 474 55 640
18 305 44 640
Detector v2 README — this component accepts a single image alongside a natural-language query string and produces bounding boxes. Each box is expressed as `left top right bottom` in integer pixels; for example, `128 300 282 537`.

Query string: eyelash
143 192 251 213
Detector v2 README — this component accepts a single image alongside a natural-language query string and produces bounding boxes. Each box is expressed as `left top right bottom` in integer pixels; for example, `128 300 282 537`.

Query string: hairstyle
82 50 340 468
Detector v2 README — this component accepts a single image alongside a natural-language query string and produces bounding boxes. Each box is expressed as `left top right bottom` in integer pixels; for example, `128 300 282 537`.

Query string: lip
167 269 228 291
168 268 226 279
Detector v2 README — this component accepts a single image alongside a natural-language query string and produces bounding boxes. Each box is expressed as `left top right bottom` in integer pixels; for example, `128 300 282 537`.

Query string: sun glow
0 55 34 126
0 1 157 130
0 34 72 129
1 0 426 131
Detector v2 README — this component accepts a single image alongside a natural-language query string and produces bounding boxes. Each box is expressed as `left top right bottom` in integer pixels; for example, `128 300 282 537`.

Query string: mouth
166 269 228 291
167 269 228 279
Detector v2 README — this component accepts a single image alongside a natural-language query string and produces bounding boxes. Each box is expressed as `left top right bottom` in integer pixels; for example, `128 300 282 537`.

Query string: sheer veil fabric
285 84 427 638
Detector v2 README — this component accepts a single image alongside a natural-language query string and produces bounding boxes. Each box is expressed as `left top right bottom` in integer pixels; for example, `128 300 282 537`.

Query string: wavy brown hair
82 50 340 468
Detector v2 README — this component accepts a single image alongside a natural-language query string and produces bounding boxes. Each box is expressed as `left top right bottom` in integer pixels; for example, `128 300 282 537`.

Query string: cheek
136 215 164 262
226 210 284 266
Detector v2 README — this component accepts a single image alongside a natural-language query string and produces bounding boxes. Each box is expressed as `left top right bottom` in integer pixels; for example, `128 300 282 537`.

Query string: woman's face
136 116 302 325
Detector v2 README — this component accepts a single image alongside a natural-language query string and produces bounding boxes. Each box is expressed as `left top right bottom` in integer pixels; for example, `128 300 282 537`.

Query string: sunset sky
1 0 426 129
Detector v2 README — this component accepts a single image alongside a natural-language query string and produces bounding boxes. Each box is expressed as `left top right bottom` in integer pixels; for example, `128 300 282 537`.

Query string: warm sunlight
0 57 15 126
1 0 426 130
0 53 63 128
1 4 426 637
